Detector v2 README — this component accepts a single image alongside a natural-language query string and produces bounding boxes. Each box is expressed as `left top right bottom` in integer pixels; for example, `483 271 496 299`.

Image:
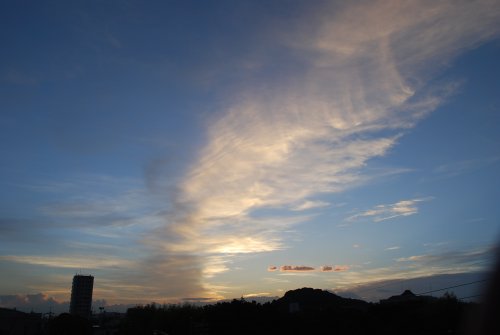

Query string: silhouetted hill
380 289 438 304
272 287 368 312
279 287 343 303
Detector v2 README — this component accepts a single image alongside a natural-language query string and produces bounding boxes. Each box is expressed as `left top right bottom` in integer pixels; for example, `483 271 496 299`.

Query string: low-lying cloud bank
267 265 350 272
335 272 489 302
0 293 67 314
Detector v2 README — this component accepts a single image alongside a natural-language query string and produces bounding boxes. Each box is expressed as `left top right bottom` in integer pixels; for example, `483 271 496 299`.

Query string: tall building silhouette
69 274 94 318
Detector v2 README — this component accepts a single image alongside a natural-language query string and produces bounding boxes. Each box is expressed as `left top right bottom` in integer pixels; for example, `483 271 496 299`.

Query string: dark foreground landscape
1 287 488 335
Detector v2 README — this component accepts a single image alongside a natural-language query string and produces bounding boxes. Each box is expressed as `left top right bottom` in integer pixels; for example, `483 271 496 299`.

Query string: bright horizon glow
1 0 499 313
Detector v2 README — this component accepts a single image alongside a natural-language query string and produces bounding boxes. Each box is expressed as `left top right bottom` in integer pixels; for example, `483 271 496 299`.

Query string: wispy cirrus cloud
0 255 176 304
346 197 433 223
2 175 164 245
37 176 163 229
429 156 500 180
147 0 500 298
329 246 494 294
291 200 330 211
0 255 134 269
0 1 499 307
396 247 495 269
385 246 401 251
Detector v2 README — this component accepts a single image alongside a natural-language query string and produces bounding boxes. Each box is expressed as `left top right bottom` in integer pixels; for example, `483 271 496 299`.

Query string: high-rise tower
69 274 94 318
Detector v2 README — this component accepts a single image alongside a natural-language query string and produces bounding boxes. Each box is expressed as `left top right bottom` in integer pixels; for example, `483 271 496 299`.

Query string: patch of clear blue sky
0 0 309 188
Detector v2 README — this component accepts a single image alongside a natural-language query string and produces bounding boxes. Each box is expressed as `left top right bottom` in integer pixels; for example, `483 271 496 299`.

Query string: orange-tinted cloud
280 265 315 272
321 265 349 272
334 265 349 272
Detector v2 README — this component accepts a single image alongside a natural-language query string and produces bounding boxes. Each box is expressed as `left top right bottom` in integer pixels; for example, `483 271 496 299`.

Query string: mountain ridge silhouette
272 287 369 311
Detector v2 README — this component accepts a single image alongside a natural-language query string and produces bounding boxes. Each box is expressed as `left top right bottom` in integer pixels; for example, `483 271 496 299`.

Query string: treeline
116 293 473 335
44 288 477 335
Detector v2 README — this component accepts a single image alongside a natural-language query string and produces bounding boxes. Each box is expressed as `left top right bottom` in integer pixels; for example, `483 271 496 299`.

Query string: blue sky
1 0 500 312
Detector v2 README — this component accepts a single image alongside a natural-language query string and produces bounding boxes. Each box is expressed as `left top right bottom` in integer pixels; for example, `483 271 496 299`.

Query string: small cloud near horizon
280 265 315 272
333 265 349 272
269 265 350 272
242 292 272 298
385 246 400 251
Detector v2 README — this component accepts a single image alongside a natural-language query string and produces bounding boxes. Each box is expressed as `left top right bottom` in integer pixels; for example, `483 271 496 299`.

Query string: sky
1 0 500 313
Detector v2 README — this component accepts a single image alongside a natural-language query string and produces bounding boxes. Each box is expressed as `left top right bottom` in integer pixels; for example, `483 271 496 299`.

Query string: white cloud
291 200 330 211
385 246 401 251
242 292 272 298
346 197 433 223
202 256 231 279
150 0 500 298
263 277 290 284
